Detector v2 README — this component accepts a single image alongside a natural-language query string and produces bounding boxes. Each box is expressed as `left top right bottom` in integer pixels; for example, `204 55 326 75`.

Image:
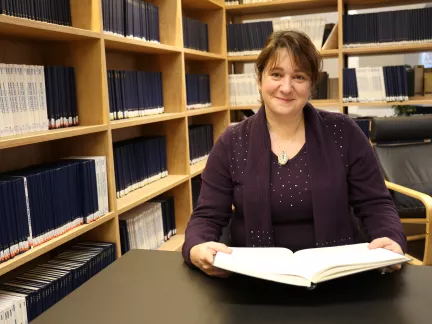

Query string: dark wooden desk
32 249 431 324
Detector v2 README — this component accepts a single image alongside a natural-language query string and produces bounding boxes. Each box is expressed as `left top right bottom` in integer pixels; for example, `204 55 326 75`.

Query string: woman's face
258 49 312 117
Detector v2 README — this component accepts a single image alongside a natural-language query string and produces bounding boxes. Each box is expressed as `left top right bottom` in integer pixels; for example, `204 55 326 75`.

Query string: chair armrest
385 180 432 265
385 180 432 219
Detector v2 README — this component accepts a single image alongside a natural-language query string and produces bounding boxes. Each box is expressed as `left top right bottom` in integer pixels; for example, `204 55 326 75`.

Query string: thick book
213 243 411 288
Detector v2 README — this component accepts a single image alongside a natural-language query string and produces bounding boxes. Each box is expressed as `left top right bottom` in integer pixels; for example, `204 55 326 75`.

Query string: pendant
278 150 289 166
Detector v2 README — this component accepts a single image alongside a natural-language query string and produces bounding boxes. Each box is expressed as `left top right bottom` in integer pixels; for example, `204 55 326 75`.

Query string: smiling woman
255 31 323 163
182 30 407 279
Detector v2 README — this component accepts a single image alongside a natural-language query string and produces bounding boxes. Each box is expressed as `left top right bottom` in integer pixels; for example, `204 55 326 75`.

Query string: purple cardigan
182 104 407 266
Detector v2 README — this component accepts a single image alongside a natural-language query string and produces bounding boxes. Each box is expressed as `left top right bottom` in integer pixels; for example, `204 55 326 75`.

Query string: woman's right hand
190 242 233 277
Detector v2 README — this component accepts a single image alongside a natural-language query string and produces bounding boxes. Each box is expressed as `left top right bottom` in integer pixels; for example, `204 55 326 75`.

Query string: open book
212 243 411 287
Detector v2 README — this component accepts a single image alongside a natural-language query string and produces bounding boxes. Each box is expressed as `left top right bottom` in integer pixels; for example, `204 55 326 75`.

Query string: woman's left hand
368 237 404 273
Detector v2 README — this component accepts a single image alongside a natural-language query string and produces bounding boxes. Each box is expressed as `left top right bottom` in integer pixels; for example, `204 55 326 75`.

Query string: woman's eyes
270 73 307 80
294 75 306 80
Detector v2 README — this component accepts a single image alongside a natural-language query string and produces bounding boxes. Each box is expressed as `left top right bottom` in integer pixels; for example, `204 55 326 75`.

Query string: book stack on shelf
0 0 72 25
0 64 78 138
183 16 209 52
0 241 115 322
188 124 214 165
186 73 211 110
102 0 160 43
311 72 339 101
119 196 176 254
228 73 260 106
113 136 168 199
343 7 432 49
191 175 202 211
343 66 413 103
107 70 164 120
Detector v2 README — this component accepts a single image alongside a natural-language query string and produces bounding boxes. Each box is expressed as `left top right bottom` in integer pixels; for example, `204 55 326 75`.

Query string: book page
213 247 294 274
284 243 409 280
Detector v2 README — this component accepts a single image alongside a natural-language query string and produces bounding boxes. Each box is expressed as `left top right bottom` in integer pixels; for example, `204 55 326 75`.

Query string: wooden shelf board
344 97 432 107
227 49 338 62
186 106 227 116
184 48 225 61
190 159 207 177
117 175 190 214
157 234 185 252
227 55 258 62
110 113 185 130
182 0 223 10
321 49 339 57
0 212 116 277
0 15 100 41
0 125 108 150
343 43 432 56
309 100 340 108
225 0 336 15
104 34 181 54
344 0 430 10
229 105 261 110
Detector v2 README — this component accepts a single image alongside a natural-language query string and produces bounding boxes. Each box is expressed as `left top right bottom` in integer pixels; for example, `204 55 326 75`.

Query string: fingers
207 242 233 254
190 242 234 278
368 237 403 255
379 263 402 274
368 237 394 249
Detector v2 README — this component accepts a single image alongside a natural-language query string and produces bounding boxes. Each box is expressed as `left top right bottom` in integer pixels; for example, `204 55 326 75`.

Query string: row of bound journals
102 0 160 43
107 69 212 119
227 18 332 56
0 64 78 138
228 73 338 107
0 241 115 323
114 136 167 199
0 157 108 263
119 197 176 253
189 124 214 166
107 70 164 121
344 7 432 47
343 64 432 103
0 0 72 26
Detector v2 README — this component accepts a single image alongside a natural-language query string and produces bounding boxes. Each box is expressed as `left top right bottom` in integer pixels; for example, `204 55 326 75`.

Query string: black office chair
370 116 432 266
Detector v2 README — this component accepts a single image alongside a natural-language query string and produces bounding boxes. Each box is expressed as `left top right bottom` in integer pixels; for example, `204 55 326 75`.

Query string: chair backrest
371 116 432 217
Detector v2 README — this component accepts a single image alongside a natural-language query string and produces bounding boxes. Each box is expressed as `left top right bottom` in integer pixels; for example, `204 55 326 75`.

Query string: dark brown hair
255 30 323 89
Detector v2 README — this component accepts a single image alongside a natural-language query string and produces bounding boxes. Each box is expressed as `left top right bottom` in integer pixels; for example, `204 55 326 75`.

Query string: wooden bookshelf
0 0 230 282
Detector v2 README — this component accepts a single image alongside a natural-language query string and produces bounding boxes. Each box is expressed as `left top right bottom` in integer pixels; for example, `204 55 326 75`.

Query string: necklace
267 116 303 166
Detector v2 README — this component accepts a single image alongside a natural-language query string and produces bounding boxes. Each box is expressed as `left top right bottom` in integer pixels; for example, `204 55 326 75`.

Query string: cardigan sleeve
182 129 234 266
346 117 407 253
